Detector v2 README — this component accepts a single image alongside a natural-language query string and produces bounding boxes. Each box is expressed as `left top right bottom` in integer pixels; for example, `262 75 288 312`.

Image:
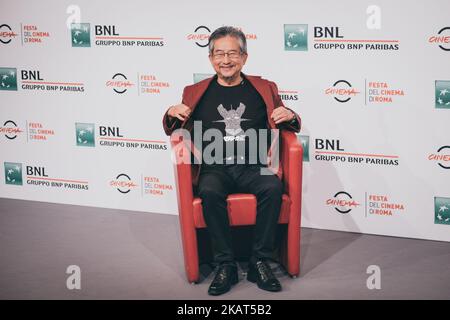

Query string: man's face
209 35 248 81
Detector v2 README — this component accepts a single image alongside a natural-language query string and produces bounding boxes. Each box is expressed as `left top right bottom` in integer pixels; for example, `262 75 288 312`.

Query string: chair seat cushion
193 193 291 228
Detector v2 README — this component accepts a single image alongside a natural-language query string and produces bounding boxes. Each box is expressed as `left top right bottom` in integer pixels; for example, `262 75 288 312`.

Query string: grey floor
0 197 449 300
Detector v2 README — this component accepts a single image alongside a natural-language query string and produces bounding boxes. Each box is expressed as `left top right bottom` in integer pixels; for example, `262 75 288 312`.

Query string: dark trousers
196 164 283 265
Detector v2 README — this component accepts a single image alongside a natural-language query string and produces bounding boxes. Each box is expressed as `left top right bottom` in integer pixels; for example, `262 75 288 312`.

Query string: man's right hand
168 104 191 121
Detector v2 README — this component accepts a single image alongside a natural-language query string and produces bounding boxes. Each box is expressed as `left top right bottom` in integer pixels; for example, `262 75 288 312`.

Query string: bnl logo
284 24 307 51
75 123 95 147
435 197 450 225
71 23 91 47
4 162 22 185
297 135 309 162
0 67 17 91
435 81 450 109
76 123 124 147
4 163 51 186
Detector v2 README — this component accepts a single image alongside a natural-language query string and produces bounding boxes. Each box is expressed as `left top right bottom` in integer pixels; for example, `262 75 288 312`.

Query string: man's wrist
289 112 297 124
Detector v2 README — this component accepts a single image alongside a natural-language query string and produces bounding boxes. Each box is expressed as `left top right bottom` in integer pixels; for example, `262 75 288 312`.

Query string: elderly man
163 26 301 295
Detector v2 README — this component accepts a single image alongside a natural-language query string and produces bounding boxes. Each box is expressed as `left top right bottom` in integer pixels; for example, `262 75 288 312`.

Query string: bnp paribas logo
4 162 22 185
284 24 308 51
435 80 450 109
297 135 309 162
0 67 17 91
435 197 450 225
71 23 91 47
75 123 95 147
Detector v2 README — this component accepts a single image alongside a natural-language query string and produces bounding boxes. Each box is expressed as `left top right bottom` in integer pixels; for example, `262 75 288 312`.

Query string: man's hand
168 104 191 121
271 106 295 124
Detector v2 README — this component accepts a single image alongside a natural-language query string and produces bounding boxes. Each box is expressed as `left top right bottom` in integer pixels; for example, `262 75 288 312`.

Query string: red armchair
171 130 303 283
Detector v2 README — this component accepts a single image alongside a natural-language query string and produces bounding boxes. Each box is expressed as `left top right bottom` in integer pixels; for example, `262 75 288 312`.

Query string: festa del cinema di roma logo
105 72 169 95
109 173 173 196
187 25 257 48
326 191 360 214
0 23 50 45
428 146 450 169
326 192 405 216
0 24 18 44
1 120 54 142
1 120 23 139
428 27 450 51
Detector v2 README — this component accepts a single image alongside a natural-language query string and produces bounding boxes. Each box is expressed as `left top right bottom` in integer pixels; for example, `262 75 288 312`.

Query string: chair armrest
170 131 195 208
170 132 200 281
170 132 195 227
280 130 303 198
280 130 303 276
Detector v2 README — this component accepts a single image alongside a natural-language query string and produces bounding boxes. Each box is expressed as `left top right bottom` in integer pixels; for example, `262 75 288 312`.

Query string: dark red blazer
162 74 301 185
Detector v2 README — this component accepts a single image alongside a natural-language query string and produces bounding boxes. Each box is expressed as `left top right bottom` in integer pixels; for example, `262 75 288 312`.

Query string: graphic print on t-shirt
214 103 249 141
191 76 269 165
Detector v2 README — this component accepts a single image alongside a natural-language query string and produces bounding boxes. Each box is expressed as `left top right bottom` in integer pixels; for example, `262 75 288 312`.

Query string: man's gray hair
208 26 247 54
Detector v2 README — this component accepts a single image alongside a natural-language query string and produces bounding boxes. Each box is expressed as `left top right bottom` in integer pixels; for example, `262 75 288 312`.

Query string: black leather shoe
208 263 239 296
247 260 282 292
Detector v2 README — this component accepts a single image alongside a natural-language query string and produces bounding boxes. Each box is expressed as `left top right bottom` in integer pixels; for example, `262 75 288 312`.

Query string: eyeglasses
211 51 243 60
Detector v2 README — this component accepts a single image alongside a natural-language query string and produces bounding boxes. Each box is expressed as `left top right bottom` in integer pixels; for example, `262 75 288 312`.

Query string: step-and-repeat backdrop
1 0 449 242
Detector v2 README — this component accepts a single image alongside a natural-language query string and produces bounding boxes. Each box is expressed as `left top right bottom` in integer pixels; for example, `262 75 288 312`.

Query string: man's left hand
271 106 295 124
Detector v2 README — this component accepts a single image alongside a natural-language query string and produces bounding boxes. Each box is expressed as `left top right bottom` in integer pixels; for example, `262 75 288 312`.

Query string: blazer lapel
186 76 214 111
182 76 214 130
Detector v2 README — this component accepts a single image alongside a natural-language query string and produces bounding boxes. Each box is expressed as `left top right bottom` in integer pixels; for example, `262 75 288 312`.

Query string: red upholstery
193 194 291 228
171 130 303 283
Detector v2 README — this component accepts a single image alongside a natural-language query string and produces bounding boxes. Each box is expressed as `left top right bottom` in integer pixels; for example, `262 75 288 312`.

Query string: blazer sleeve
270 81 301 133
162 86 189 136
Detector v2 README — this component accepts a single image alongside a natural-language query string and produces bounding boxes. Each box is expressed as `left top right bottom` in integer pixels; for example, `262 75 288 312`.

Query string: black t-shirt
192 75 270 166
